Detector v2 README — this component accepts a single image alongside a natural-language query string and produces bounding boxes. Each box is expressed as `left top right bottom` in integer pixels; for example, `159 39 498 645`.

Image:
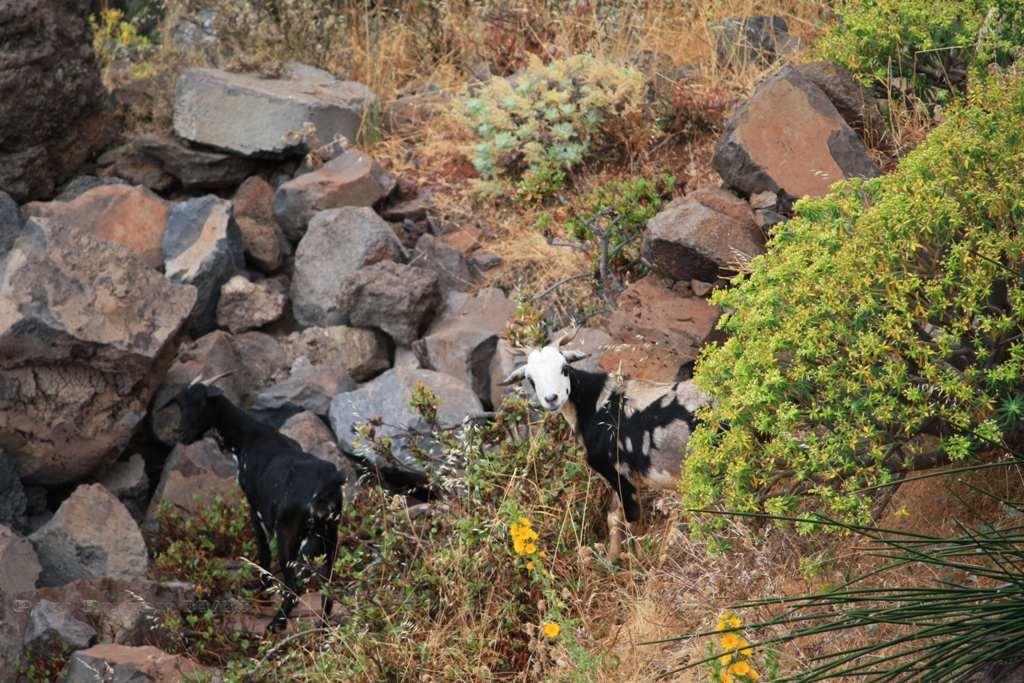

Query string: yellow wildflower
524 543 537 555
518 517 532 527
542 622 561 638
729 661 751 677
526 561 535 571
719 653 732 666
539 550 547 558
721 633 742 651
749 668 760 680
719 671 733 683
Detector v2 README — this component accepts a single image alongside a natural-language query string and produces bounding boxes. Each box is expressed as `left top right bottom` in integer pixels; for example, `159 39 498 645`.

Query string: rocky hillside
2 0 1023 681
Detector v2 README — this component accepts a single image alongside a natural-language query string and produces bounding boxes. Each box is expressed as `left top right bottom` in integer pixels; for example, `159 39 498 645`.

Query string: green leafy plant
686 71 1024 532
90 7 154 72
560 173 675 289
817 0 1024 100
462 53 651 199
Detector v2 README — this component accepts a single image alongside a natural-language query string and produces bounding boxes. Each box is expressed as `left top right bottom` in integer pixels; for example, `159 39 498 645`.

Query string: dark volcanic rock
274 148 396 240
163 195 245 336
291 207 405 328
0 0 112 201
337 261 442 346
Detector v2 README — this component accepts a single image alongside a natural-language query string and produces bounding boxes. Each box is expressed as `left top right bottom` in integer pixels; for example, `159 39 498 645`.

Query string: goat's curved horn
554 327 579 348
189 370 236 387
499 366 527 386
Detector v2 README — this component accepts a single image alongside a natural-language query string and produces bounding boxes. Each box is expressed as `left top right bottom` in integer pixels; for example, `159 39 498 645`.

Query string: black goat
501 331 709 559
163 375 345 633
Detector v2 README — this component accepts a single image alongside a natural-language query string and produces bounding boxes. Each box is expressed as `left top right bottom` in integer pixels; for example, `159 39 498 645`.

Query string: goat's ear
563 350 589 363
499 365 527 386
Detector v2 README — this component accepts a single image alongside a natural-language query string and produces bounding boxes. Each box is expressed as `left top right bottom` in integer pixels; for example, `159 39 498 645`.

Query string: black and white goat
162 373 345 633
501 331 709 559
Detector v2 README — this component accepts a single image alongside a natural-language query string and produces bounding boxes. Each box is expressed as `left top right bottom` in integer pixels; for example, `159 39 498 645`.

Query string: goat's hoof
265 618 287 635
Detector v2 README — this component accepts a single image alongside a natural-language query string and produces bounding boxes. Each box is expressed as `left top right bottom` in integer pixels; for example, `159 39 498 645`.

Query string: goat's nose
544 394 558 405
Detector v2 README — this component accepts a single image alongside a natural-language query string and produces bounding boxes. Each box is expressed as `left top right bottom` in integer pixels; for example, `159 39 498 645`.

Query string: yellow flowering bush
708 613 761 683
462 53 651 198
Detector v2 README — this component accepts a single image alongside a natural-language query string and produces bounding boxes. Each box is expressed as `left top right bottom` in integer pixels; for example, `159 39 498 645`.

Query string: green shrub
685 71 1024 532
462 54 651 199
817 0 1024 100
561 173 675 284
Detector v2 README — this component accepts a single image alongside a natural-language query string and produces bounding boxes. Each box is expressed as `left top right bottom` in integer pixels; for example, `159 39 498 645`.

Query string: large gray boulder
0 525 40 595
97 133 271 193
414 288 515 408
337 261 442 346
712 66 880 201
643 187 764 282
274 148 396 240
250 357 355 425
173 65 378 158
0 218 197 485
145 438 241 525
329 367 482 478
412 233 477 295
285 325 391 383
30 484 149 587
291 207 405 327
0 0 111 201
23 599 97 656
163 195 245 336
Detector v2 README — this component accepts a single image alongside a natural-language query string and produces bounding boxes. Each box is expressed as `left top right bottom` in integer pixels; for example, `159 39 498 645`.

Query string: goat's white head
499 329 588 412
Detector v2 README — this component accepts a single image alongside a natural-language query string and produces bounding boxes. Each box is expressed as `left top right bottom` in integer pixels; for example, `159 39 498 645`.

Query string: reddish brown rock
216 275 287 333
0 525 40 595
22 185 169 269
605 276 721 381
712 66 880 200
145 438 241 525
233 175 286 272
794 61 885 140
413 288 516 407
274 148 396 240
643 188 764 282
29 485 148 587
285 325 391 382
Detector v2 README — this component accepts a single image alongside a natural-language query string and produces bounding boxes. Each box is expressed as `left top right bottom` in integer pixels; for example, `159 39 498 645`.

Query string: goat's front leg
267 519 301 634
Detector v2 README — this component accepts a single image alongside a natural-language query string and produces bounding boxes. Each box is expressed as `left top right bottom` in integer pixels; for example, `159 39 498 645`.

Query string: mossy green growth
686 72 1024 533
462 53 650 199
817 0 1024 99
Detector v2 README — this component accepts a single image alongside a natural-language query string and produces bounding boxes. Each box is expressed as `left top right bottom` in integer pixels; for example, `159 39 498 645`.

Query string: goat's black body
175 388 344 632
567 368 699 524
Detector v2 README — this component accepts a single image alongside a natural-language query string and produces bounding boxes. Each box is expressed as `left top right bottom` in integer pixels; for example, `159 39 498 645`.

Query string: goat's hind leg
266 521 301 634
249 506 273 589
